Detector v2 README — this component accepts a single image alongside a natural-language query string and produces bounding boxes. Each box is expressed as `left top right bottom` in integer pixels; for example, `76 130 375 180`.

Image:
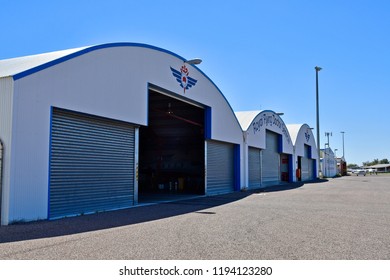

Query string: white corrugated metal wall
0 140 3 223
0 77 13 225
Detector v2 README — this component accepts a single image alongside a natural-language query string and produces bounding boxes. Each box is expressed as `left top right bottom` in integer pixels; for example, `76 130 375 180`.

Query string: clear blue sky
1 0 389 165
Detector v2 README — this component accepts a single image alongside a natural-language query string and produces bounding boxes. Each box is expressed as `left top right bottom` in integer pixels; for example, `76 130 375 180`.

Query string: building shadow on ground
257 179 328 193
0 180 327 243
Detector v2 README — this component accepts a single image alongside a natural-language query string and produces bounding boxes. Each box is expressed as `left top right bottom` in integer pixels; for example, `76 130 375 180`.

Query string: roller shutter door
301 157 314 181
301 145 314 181
49 108 135 219
248 147 261 189
206 140 234 195
262 131 280 186
301 157 310 181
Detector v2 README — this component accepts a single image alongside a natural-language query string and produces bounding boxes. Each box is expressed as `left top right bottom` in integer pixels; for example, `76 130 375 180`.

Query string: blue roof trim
12 42 186 81
193 64 243 133
12 42 243 132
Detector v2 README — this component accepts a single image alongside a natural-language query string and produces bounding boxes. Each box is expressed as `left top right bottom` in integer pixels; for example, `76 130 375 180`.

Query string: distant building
320 148 337 177
286 124 318 181
363 164 390 173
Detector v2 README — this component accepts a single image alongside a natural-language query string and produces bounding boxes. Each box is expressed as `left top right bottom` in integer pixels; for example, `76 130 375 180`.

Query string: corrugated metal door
301 145 313 181
248 147 261 189
206 140 234 195
262 131 280 186
301 157 310 181
49 108 135 219
301 158 314 181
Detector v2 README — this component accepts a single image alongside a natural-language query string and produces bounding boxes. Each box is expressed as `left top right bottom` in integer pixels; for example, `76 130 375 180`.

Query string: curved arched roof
286 124 318 160
0 42 244 143
0 46 89 78
0 43 234 111
235 110 294 153
234 110 262 131
286 124 303 145
286 124 316 147
0 43 191 80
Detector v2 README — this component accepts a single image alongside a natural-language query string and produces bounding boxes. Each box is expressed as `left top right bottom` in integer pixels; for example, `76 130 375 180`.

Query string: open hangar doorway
138 88 206 202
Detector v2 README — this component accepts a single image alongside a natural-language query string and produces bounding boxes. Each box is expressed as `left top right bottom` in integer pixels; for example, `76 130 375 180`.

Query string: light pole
340 131 345 158
325 132 332 147
315 66 322 177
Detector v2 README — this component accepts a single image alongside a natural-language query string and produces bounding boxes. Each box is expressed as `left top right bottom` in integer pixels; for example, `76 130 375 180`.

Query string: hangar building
0 43 244 225
235 110 294 189
0 43 320 225
287 124 318 182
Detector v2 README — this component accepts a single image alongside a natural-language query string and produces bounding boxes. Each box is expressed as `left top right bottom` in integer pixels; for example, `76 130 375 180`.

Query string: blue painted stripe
13 43 186 81
234 144 241 191
288 154 294 182
313 159 318 179
12 42 244 134
204 106 212 139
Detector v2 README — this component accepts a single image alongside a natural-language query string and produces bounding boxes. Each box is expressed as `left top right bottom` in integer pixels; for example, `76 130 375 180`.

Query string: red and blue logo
170 65 197 93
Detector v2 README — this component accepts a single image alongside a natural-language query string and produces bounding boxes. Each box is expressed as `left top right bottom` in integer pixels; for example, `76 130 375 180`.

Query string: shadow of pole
0 180 325 243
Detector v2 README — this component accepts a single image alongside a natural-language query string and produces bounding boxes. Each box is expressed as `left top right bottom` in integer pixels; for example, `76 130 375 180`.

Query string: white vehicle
367 168 377 174
355 169 366 176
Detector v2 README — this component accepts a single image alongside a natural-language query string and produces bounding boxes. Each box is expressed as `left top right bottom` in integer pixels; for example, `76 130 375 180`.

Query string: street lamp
315 66 322 178
184 58 202 65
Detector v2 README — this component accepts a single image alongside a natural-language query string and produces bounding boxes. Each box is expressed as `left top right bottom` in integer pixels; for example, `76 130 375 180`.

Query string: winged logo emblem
305 129 311 142
170 65 197 93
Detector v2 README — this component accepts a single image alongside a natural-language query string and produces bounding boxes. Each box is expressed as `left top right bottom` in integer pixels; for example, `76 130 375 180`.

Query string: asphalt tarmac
1 174 389 260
